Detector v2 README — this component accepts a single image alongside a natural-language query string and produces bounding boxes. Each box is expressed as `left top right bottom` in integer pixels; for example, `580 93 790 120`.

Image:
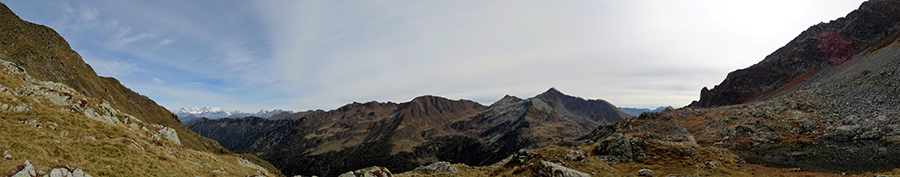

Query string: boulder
595 134 647 163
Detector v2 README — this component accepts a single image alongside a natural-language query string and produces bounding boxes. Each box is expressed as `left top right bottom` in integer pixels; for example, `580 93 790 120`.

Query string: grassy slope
0 2 284 176
0 1 224 154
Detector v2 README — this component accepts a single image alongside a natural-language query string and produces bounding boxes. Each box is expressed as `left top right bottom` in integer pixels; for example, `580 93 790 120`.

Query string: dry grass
0 66 276 176
0 107 275 176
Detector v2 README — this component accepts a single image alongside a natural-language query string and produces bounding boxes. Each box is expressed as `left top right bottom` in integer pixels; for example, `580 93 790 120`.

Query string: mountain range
617 106 671 116
188 88 629 176
171 107 295 123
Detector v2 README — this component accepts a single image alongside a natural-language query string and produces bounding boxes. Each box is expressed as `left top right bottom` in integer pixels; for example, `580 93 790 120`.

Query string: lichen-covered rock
337 166 392 177
595 134 647 163
413 161 457 174
152 124 182 146
536 161 590 177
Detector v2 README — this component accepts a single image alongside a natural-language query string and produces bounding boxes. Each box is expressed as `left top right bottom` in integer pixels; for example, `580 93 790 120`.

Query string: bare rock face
691 0 900 108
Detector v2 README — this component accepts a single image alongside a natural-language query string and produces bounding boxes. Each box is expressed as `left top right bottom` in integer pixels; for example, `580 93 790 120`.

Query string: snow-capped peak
171 107 294 123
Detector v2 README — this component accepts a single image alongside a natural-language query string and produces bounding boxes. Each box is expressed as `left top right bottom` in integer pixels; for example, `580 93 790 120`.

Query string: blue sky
3 0 865 112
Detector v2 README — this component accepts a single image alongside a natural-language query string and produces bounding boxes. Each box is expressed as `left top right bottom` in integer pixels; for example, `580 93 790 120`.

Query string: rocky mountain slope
188 88 629 176
0 2 282 176
690 0 900 108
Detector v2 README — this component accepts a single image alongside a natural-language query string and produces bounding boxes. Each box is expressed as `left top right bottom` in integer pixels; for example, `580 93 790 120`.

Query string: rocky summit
188 88 629 176
0 2 281 176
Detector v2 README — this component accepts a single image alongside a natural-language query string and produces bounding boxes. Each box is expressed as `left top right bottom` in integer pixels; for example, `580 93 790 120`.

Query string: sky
3 0 867 112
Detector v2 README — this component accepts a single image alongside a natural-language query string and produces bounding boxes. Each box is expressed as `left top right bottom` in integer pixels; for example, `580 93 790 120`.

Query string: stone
3 149 11 159
676 147 695 157
509 149 534 165
12 160 35 177
638 169 654 176
153 124 182 146
595 134 647 163
697 161 719 169
49 168 64 177
73 168 85 177
413 161 457 174
337 166 392 177
536 161 590 177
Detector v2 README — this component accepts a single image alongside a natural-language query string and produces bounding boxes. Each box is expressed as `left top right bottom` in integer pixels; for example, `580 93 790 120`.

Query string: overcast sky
3 0 866 112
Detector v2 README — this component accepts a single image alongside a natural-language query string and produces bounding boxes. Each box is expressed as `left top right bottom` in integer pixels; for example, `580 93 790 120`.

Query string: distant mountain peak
541 87 564 96
172 106 293 123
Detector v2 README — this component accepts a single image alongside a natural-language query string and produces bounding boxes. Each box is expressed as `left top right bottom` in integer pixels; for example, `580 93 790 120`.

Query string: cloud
80 56 143 77
154 38 174 48
79 5 98 22
111 32 156 48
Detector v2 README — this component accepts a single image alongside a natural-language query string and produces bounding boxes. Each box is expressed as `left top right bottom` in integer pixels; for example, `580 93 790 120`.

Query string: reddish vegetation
817 31 855 66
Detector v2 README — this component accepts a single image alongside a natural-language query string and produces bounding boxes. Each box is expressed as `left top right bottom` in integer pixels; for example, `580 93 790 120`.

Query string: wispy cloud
154 38 174 48
80 56 143 77
78 5 98 22
111 32 156 48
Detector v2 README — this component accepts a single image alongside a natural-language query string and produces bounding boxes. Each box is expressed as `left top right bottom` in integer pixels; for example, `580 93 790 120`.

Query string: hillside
0 2 227 153
188 88 629 176
0 2 282 176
